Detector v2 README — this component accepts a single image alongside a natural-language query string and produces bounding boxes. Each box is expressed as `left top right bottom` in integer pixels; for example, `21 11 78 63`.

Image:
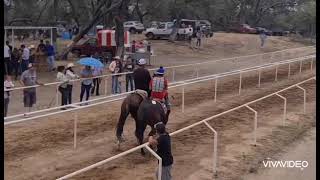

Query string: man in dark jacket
133 58 151 96
149 122 173 180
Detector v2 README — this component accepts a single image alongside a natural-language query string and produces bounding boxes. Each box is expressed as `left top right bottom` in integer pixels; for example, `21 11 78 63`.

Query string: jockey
149 66 171 118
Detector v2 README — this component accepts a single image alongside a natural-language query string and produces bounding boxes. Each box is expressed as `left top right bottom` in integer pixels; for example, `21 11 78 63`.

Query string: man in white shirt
4 41 11 75
21 44 30 73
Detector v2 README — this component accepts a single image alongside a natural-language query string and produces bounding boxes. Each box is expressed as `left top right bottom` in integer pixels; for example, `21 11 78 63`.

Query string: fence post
172 68 175 82
288 63 291 78
239 72 242 95
50 28 53 45
245 105 257 146
104 77 108 95
258 68 261 88
56 85 59 106
275 64 278 81
12 29 14 48
74 111 78 149
203 121 218 177
276 94 287 126
296 85 306 114
182 85 185 113
145 145 162 180
214 78 218 102
311 58 313 71
299 60 302 74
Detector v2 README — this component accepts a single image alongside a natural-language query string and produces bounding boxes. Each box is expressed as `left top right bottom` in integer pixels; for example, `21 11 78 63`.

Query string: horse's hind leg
135 122 147 155
116 103 130 142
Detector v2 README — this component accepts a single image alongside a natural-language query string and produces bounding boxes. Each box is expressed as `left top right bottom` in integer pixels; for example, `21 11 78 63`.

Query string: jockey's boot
165 110 171 124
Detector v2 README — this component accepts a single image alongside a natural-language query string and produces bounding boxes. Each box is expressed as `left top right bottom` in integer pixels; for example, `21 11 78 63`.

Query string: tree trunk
59 0 122 60
114 0 130 58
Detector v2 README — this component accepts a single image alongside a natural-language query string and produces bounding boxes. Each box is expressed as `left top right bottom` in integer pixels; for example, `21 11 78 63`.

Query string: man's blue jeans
112 75 121 94
47 55 55 70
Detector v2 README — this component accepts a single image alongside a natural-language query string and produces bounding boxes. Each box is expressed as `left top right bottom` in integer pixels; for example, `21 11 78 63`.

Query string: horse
116 91 145 143
115 91 169 155
135 99 168 155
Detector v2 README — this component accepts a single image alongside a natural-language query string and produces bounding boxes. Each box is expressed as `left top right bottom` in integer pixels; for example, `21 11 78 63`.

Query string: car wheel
146 32 154 39
129 28 136 34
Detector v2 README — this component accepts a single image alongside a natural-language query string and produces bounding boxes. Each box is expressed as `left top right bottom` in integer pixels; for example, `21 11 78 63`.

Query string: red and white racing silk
149 76 168 100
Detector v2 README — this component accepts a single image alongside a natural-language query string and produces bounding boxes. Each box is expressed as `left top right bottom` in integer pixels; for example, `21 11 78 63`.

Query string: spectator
259 30 267 47
37 40 45 53
196 29 202 47
124 56 135 92
29 45 36 63
4 75 14 117
57 66 69 109
20 63 44 117
80 65 93 105
45 40 56 71
69 29 73 39
133 58 151 97
91 66 103 96
11 48 21 80
4 41 12 75
21 44 30 73
109 56 123 94
149 122 173 180
131 40 136 53
65 63 79 104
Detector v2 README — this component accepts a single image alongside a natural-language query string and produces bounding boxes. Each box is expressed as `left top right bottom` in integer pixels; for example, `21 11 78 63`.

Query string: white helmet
138 58 146 65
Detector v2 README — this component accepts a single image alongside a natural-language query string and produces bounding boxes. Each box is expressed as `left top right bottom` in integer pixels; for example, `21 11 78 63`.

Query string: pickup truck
70 37 116 59
145 22 193 40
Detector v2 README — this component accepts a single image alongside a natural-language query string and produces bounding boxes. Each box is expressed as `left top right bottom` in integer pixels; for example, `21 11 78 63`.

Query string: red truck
70 30 130 59
229 24 257 34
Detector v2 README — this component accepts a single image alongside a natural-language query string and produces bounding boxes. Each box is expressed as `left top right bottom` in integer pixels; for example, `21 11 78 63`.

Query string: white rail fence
5 54 316 121
5 46 315 116
57 77 316 180
6 46 315 92
4 55 316 160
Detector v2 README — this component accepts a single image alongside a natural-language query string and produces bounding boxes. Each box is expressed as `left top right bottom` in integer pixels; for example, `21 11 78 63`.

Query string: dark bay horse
115 92 168 155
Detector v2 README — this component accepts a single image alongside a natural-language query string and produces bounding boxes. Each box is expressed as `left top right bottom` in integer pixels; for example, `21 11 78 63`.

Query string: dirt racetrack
4 55 316 180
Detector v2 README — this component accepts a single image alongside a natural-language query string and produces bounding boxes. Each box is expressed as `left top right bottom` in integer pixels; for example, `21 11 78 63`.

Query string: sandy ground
4 58 316 180
6 33 315 116
243 128 316 180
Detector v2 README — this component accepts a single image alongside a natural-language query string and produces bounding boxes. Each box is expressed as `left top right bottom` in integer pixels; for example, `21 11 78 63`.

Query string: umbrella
77 57 104 68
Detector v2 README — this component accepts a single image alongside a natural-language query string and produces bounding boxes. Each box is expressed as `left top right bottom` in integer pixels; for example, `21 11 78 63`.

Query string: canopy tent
4 26 57 47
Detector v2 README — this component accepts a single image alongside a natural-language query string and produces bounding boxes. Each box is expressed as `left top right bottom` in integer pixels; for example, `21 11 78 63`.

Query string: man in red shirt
149 66 171 120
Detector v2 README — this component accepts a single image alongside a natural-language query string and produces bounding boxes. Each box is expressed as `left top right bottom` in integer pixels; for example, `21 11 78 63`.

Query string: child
4 75 15 117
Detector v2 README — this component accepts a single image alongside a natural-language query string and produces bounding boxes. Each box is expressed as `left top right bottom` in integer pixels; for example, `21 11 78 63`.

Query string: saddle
134 89 148 100
151 98 167 114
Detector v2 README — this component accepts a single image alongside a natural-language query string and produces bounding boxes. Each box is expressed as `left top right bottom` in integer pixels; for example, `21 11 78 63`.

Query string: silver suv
124 21 145 34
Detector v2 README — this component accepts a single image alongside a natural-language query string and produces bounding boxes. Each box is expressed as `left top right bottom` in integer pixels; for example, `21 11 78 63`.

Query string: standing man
91 66 103 96
133 58 151 96
4 41 12 75
259 30 267 47
21 44 30 73
149 122 173 180
109 56 123 94
20 63 44 117
196 28 202 47
45 40 56 71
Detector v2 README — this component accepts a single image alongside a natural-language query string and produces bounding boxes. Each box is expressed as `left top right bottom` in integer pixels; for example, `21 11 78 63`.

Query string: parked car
124 21 145 34
255 27 272 36
145 21 193 40
230 24 257 34
197 20 214 37
271 28 289 36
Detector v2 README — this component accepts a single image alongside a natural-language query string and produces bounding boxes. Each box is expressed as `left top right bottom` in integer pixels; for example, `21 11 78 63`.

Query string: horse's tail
116 98 130 142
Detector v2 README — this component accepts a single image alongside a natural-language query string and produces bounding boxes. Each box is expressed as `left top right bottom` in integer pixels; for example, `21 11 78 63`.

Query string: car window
86 38 97 46
158 24 166 29
167 23 173 29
